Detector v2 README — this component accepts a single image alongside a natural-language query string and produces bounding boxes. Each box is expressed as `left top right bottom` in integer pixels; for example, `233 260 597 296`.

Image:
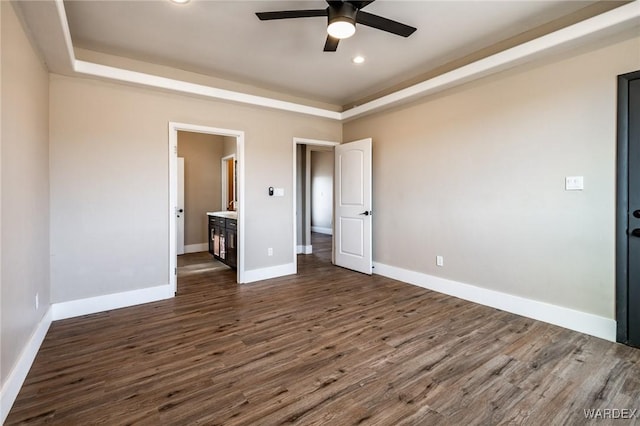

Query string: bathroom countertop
206 211 238 220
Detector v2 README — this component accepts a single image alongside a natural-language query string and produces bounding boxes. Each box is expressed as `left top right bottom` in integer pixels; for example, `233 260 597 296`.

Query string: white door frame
177 157 185 255
169 122 246 292
292 137 340 272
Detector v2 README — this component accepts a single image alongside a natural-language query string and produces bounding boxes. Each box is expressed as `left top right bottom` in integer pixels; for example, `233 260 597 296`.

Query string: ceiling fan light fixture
170 0 190 4
256 1 417 52
327 18 356 39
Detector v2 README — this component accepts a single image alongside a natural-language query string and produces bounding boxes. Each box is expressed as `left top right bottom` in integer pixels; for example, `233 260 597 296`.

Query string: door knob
634 210 640 219
359 210 372 216
178 209 184 213
631 229 640 237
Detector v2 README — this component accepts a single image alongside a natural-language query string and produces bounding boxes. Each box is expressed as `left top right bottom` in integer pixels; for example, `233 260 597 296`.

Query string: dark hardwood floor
6 233 640 425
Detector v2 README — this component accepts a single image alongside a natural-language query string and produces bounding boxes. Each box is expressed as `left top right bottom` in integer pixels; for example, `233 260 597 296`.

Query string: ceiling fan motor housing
328 2 358 28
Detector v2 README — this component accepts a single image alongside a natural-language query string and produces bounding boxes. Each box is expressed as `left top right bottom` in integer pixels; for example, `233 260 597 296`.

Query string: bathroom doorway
169 122 245 293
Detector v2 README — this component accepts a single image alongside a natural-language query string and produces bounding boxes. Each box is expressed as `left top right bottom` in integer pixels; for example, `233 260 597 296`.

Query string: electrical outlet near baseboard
268 247 273 256
436 256 444 267
35 292 39 310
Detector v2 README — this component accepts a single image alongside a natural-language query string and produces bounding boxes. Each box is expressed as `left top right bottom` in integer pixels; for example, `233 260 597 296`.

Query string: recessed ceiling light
352 56 365 64
170 0 190 4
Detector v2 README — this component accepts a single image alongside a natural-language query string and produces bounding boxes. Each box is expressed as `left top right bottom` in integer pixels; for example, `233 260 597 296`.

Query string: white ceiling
61 0 602 106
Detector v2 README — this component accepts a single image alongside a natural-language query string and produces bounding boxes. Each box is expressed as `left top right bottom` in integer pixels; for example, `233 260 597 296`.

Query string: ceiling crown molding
52 0 640 122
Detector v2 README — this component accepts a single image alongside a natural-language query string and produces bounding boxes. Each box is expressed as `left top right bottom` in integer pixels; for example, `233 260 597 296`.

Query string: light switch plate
274 188 285 197
565 176 584 191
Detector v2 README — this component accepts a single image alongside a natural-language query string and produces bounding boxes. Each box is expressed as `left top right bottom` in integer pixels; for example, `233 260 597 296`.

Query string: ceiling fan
255 1 417 52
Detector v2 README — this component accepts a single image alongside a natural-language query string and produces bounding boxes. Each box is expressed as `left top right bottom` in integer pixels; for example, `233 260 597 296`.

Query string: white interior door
177 157 185 255
334 138 372 274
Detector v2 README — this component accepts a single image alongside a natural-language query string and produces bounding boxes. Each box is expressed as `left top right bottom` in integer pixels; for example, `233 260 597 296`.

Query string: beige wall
222 136 237 158
310 150 333 230
344 34 640 319
177 131 223 246
1 2 50 386
49 74 341 302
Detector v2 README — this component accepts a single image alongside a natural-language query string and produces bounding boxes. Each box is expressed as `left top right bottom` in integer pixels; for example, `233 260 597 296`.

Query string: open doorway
310 149 334 237
169 123 245 293
175 132 236 293
292 138 339 272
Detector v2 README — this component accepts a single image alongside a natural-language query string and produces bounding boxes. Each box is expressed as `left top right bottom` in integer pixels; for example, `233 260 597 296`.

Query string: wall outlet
436 256 444 267
35 293 39 310
268 247 273 256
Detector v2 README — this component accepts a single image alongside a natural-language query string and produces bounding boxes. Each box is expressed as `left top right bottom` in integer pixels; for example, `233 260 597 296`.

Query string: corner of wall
0 309 52 424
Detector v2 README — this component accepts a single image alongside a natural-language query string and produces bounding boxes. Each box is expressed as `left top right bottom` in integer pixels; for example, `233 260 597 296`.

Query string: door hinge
174 268 177 275
174 145 177 155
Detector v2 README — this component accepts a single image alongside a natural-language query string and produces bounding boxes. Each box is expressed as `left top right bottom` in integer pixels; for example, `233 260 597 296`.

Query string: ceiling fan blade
356 10 416 37
256 9 327 21
347 1 375 9
323 35 340 52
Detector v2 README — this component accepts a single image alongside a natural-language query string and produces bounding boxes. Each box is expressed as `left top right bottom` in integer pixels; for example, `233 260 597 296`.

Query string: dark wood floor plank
6 233 640 425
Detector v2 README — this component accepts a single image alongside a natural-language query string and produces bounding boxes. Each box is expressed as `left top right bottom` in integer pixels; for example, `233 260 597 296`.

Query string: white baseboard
1 285 175 420
1 308 52 424
52 285 174 321
373 262 616 342
297 245 313 254
243 262 296 284
183 243 208 254
311 226 332 235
